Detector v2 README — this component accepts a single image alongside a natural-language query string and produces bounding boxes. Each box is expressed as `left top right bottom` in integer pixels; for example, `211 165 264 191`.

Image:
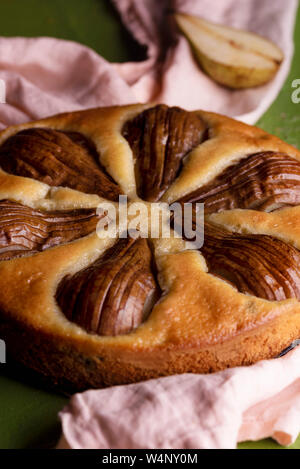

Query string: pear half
175 13 284 89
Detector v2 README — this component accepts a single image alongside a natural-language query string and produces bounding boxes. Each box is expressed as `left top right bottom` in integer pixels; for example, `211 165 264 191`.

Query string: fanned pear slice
175 13 284 89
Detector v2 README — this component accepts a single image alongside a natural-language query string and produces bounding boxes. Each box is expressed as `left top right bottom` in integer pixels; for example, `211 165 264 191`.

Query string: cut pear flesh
175 13 284 89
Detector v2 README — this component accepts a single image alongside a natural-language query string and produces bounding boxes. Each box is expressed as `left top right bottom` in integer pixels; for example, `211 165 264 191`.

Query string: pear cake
0 104 300 392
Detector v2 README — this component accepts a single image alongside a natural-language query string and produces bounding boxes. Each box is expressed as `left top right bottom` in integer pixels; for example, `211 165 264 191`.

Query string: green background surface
0 0 299 450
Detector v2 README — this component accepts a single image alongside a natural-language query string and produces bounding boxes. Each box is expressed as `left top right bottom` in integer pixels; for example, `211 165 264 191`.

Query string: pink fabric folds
0 0 297 129
0 36 137 130
112 0 298 123
57 347 300 449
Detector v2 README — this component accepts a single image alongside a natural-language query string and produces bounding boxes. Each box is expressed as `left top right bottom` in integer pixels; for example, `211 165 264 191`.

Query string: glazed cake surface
0 104 300 392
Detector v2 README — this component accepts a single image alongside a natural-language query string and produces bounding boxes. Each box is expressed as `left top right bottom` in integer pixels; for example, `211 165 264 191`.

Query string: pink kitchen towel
57 346 300 449
0 0 298 129
113 0 298 123
0 0 299 450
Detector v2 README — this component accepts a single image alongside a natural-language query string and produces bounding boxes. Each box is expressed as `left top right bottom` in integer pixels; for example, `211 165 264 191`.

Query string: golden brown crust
0 105 300 392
